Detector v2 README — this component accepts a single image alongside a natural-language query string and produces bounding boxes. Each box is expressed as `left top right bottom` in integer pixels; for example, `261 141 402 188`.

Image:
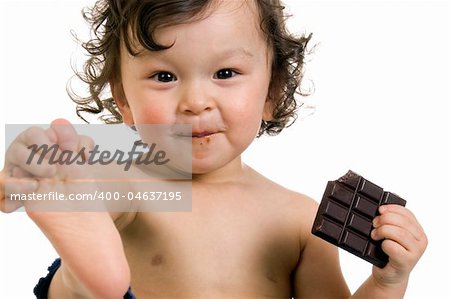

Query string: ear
110 80 134 125
262 97 274 121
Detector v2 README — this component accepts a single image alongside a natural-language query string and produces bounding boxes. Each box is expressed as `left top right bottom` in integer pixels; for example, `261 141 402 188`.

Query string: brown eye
214 69 237 80
152 72 177 82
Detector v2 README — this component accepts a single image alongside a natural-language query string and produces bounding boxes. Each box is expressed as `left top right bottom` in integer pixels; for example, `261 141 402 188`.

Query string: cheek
123 81 175 124
225 86 267 121
130 103 171 124
222 89 267 139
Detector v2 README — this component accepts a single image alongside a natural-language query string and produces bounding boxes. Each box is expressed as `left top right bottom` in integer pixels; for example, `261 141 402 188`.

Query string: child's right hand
0 119 130 298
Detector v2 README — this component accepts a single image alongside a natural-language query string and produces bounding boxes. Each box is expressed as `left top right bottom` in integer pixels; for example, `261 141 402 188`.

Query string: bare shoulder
246 165 319 246
247 167 352 297
248 168 353 297
247 164 318 211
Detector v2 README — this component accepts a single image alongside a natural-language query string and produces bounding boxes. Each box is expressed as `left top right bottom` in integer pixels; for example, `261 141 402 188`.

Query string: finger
371 224 418 253
51 119 79 152
373 209 424 242
380 239 415 270
379 204 419 224
378 205 426 242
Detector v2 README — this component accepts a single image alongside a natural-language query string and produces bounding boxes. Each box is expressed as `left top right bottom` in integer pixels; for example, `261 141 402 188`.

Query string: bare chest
121 190 300 297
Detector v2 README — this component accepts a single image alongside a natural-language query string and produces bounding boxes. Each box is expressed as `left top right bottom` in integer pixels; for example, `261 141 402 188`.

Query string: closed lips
191 132 215 138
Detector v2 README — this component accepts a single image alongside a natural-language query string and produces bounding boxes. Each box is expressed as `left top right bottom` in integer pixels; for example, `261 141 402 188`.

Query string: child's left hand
371 204 428 286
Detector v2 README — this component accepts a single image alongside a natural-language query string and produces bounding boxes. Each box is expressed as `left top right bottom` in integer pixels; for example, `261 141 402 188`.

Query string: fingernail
373 217 379 227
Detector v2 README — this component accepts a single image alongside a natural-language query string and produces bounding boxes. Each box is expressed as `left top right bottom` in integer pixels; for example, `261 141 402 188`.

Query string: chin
191 164 217 175
190 157 228 175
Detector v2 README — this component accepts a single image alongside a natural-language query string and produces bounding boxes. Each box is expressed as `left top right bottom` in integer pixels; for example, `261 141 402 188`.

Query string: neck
192 156 246 184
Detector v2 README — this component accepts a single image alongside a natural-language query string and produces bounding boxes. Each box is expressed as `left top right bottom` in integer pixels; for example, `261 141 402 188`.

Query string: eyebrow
218 48 254 59
134 46 254 61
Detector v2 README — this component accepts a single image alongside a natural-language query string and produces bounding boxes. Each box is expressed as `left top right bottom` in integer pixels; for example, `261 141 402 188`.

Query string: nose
178 80 214 115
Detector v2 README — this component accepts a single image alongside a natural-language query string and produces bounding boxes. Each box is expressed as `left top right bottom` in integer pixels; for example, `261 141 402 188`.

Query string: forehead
125 0 267 58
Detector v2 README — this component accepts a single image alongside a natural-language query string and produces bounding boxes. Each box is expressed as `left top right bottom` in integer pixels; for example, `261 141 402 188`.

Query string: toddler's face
115 0 273 174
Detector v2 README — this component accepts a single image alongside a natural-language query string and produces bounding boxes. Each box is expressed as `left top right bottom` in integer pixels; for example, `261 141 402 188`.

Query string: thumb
50 119 79 152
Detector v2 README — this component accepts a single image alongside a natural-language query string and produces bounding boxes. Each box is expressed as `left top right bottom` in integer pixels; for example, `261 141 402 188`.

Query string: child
0 0 427 298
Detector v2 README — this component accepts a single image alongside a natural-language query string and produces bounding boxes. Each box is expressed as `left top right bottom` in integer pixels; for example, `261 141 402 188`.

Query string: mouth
191 131 215 138
174 130 222 138
173 132 216 148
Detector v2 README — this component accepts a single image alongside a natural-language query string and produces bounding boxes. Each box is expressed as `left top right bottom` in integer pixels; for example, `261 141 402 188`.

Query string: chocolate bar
311 170 406 268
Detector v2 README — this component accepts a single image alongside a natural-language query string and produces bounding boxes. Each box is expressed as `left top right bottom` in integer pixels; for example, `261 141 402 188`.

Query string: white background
0 0 449 298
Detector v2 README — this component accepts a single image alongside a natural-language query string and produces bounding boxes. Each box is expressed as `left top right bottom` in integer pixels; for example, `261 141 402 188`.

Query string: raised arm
1 119 131 298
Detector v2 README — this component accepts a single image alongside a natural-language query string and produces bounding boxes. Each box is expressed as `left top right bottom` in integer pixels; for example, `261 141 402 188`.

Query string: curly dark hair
69 0 312 136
